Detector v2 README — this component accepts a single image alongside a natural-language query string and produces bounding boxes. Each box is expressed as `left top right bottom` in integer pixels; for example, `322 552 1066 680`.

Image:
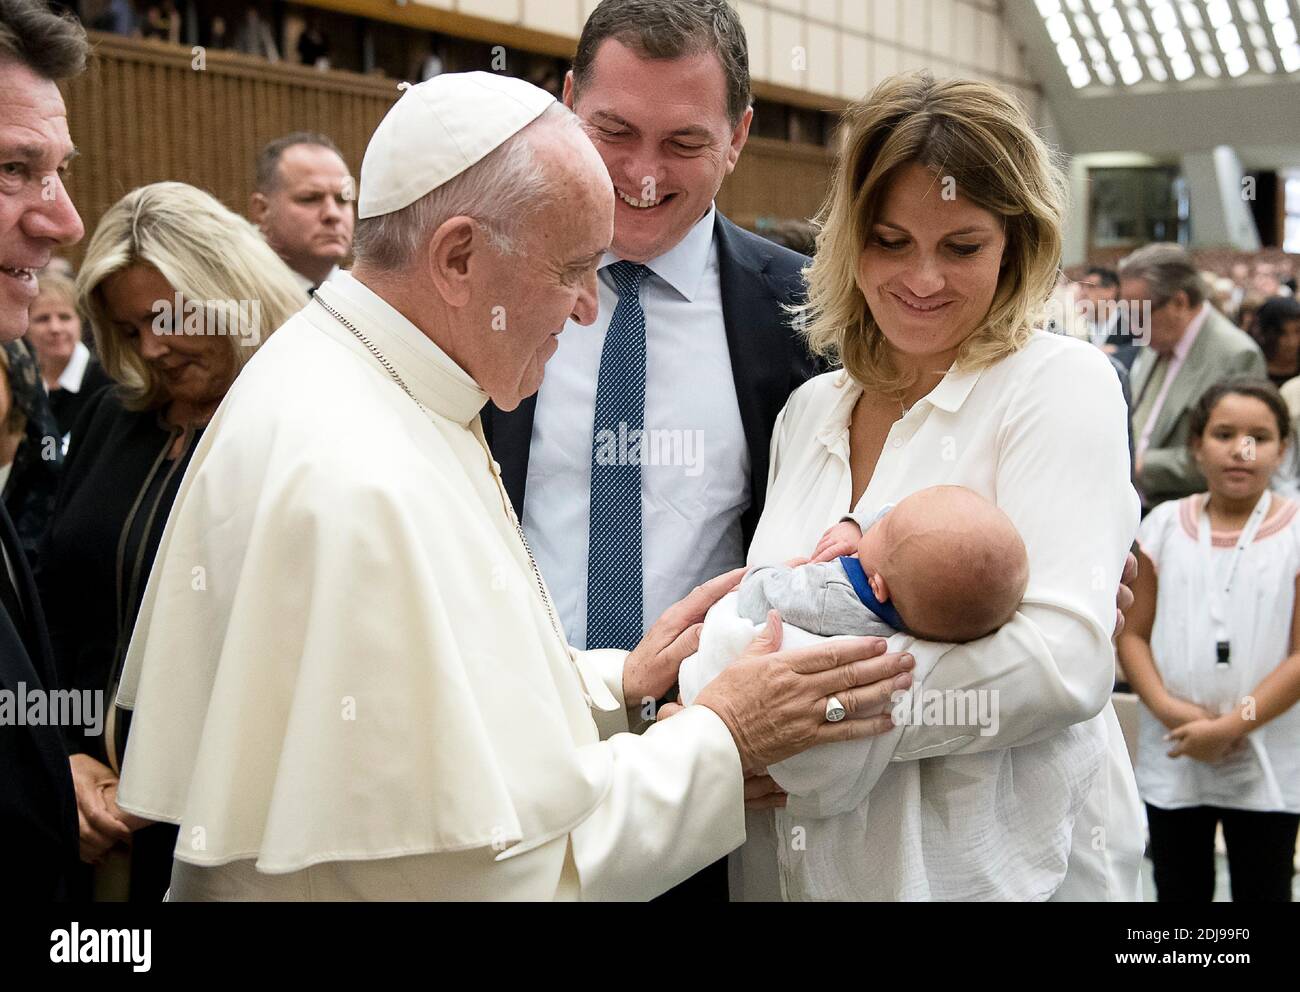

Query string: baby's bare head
859 486 1029 643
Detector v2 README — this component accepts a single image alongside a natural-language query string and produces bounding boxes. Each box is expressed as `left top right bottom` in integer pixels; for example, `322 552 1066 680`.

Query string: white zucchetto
358 71 556 220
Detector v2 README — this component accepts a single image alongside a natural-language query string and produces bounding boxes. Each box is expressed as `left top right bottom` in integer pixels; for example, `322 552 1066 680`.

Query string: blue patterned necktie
586 261 652 650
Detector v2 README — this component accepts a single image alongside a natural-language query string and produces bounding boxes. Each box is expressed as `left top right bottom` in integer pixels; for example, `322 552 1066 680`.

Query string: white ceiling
1004 0 1300 164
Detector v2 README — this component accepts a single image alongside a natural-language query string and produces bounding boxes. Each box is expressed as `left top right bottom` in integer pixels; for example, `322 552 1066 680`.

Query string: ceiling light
1282 43 1300 70
1224 47 1250 74
1201 52 1222 75
1217 23 1241 50
1170 50 1196 77
1094 60 1116 83
1191 27 1213 51
1274 18 1299 47
1161 28 1188 54
1137 31 1159 55
1240 0 1260 22
1068 61 1093 86
1089 0 1115 11
1179 3 1203 28
1255 47 1277 71
1099 6 1125 35
1046 11 1072 40
1205 0 1233 29
1248 23 1269 46
1076 13 1096 34
1058 36 1084 64
1110 33 1135 58
1150 3 1178 34
1147 56 1170 79
1035 0 1062 15
1119 56 1144 82
1264 0 1289 23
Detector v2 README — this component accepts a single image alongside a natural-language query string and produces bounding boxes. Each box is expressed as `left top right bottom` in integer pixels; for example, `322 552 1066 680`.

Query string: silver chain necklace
311 295 571 653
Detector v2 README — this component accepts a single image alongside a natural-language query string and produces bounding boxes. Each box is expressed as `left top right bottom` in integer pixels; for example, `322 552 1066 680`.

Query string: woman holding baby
726 73 1143 901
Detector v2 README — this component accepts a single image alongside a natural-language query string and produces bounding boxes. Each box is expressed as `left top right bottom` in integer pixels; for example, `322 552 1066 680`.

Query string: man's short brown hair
573 0 751 126
254 132 346 193
0 0 88 81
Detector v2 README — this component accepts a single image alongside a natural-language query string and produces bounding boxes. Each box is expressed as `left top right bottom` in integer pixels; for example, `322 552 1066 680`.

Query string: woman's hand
1166 716 1245 763
624 567 747 704
742 774 787 811
1113 552 1138 638
69 753 133 863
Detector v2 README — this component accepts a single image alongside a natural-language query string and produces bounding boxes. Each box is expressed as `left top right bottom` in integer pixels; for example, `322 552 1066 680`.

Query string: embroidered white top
1136 493 1300 813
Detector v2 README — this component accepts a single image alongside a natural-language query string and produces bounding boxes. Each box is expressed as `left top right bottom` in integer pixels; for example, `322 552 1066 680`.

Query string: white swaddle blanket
678 591 1108 900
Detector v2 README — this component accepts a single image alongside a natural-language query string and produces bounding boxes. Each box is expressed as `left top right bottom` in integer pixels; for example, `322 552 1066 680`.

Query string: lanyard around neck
1198 490 1272 642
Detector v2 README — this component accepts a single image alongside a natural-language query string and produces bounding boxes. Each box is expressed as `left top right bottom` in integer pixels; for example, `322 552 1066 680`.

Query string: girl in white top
1121 378 1300 901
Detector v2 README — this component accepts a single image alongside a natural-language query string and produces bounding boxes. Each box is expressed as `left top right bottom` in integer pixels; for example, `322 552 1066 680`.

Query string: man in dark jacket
0 0 88 900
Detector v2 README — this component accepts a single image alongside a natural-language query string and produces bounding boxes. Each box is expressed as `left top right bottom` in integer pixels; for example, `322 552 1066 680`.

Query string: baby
737 485 1030 646
676 485 1107 901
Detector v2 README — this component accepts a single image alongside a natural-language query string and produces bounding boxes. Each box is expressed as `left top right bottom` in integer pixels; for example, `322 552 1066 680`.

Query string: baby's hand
811 520 862 564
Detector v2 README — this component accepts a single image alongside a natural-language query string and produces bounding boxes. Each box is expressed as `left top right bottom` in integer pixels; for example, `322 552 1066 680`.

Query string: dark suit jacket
483 212 819 549
0 502 78 899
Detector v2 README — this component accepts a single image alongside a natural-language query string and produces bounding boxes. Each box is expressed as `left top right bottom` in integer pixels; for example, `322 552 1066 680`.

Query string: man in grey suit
1120 243 1266 509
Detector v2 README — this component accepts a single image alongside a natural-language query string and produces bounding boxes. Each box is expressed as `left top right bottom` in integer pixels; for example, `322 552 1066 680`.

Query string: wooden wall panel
59 33 835 267
61 33 402 264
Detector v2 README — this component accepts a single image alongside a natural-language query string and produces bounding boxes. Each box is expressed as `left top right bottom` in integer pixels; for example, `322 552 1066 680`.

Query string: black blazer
0 502 78 899
483 212 818 548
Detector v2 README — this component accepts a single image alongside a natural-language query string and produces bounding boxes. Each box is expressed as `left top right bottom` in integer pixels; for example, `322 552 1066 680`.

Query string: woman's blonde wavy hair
76 182 305 411
795 72 1068 394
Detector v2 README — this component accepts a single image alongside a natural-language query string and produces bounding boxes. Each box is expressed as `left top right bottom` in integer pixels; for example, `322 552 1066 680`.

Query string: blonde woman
728 74 1143 901
37 182 302 901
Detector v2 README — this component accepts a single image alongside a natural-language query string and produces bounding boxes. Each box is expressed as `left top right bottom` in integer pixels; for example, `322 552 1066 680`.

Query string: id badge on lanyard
1198 490 1271 674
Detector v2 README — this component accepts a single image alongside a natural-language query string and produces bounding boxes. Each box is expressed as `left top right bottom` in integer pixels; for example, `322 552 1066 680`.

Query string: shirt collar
814 361 984 449
920 365 984 413
312 271 489 428
291 265 340 296
599 204 716 302
56 340 91 393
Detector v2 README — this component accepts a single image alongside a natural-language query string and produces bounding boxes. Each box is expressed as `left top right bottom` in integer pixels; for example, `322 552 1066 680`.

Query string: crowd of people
2 0 1298 904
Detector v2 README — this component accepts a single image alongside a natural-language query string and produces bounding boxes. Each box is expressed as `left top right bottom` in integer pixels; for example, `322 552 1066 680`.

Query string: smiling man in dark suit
0 0 87 899
482 0 817 900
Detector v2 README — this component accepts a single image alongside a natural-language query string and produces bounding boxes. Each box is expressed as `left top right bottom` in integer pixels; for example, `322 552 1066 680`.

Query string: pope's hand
623 567 747 704
694 610 913 776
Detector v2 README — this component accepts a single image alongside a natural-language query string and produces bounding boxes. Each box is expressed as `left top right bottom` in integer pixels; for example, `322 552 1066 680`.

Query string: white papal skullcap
357 71 557 220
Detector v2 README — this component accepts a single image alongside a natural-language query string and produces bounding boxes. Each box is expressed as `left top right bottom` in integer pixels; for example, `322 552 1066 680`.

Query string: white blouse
730 331 1145 901
1136 494 1300 813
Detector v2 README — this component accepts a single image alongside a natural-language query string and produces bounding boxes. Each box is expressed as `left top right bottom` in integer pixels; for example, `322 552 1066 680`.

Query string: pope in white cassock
113 72 913 900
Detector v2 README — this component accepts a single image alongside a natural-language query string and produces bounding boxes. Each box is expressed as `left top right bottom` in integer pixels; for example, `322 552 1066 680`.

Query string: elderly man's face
250 144 354 285
0 61 84 342
1118 275 1196 355
467 126 614 411
565 40 752 264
